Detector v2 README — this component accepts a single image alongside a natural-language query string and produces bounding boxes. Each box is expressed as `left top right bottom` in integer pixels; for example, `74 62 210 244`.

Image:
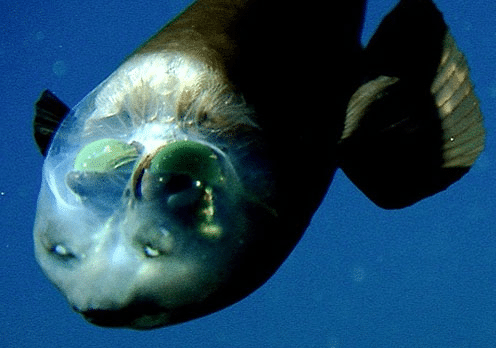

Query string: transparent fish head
33 58 280 328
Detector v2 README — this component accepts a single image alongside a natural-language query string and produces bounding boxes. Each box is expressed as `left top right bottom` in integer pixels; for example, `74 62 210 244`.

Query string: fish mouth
77 303 171 329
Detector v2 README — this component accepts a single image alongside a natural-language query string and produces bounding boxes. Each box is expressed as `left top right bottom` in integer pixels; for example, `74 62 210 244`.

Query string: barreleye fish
33 0 485 329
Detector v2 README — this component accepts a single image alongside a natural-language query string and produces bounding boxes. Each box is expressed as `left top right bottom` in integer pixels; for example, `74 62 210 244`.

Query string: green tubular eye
74 139 139 172
149 140 223 185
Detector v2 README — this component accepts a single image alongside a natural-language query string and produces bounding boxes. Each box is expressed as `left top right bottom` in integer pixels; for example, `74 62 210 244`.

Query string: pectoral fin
34 90 70 156
338 0 484 209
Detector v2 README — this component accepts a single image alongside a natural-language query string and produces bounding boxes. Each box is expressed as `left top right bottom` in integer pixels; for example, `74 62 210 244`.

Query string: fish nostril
48 243 78 261
143 245 161 257
136 226 175 257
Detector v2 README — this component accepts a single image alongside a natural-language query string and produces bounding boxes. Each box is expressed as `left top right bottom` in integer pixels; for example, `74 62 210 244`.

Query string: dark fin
34 90 70 156
338 0 485 209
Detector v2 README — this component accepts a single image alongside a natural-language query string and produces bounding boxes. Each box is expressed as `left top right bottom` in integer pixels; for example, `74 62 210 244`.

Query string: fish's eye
135 140 226 208
149 140 224 186
66 139 141 213
74 138 140 173
133 141 227 239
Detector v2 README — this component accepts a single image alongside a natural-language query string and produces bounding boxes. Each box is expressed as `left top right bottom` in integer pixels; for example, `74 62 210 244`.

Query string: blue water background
1 0 495 346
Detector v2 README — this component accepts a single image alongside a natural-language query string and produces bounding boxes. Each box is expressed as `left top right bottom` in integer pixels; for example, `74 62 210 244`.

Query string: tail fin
338 0 484 209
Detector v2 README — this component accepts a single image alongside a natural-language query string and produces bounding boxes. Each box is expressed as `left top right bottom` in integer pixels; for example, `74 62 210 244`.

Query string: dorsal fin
338 0 484 209
34 90 70 156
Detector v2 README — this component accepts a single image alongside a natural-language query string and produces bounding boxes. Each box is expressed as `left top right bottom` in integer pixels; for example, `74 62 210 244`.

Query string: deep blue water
1 0 495 347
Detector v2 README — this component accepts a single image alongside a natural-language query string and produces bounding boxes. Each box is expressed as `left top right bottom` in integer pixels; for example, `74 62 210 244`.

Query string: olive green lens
74 138 139 172
150 140 223 185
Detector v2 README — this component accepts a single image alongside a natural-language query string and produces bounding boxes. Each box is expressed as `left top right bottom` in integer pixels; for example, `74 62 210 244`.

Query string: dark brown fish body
33 0 484 328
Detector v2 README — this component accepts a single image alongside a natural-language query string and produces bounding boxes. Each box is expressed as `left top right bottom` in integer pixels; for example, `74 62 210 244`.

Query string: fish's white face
33 53 279 328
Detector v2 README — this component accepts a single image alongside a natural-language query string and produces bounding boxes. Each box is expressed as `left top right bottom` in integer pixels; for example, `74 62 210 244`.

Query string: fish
33 0 485 329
